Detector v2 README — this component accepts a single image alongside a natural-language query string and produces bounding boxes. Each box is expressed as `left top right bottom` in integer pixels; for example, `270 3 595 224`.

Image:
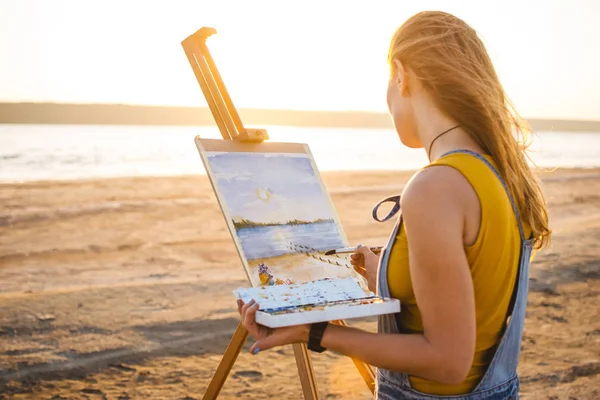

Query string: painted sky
0 0 598 119
207 152 336 224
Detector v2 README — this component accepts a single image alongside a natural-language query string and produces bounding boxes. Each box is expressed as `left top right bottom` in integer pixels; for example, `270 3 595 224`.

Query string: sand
0 169 599 399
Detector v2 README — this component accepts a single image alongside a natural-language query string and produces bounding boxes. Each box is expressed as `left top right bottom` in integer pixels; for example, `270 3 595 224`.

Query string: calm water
236 221 344 260
1 124 600 182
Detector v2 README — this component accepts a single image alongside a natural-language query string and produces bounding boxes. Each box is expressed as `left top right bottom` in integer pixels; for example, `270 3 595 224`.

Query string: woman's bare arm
318 166 477 383
240 166 477 385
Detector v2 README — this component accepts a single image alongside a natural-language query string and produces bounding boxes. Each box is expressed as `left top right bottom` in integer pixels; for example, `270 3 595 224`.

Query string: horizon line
3 101 600 122
1 102 600 131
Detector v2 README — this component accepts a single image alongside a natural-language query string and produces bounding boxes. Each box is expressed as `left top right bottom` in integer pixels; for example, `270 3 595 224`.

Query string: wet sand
1 169 599 399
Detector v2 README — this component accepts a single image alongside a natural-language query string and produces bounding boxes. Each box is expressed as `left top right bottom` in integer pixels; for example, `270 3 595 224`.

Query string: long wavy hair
388 11 551 249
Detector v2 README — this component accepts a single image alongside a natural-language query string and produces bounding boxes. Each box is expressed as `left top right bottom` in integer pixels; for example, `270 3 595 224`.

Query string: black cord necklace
427 124 461 161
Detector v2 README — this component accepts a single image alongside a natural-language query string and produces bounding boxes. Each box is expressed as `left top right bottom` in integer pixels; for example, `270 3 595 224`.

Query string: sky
207 152 336 224
0 0 599 119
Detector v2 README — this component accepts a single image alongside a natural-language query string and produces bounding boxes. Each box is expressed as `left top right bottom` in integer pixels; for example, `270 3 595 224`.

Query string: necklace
427 124 461 161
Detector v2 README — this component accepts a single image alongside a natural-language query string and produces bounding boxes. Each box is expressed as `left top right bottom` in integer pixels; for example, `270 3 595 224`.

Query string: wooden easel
181 27 376 400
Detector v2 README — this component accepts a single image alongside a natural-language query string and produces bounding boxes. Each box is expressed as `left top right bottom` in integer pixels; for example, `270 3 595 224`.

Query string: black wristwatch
307 322 329 353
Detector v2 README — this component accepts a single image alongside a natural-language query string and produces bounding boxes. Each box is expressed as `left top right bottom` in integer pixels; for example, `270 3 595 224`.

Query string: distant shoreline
1 102 600 132
233 218 334 230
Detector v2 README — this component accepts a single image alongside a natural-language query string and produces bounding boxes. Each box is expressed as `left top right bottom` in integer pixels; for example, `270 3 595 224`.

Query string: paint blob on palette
234 277 369 311
233 278 401 327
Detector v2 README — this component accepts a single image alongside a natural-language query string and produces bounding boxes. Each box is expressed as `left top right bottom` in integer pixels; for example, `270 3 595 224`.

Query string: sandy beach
1 168 599 399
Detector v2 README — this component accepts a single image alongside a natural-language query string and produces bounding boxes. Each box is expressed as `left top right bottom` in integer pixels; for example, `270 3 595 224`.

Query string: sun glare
0 0 598 118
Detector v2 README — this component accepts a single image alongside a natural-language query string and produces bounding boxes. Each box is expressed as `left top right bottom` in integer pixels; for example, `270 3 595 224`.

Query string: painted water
236 220 345 260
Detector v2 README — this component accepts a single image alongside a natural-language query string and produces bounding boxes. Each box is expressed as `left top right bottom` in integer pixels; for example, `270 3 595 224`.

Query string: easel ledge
181 26 375 400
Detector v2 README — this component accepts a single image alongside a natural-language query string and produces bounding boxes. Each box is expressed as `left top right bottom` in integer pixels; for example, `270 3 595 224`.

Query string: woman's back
387 151 532 395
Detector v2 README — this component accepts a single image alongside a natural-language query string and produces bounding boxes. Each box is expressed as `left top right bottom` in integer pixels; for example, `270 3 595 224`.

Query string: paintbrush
325 246 384 255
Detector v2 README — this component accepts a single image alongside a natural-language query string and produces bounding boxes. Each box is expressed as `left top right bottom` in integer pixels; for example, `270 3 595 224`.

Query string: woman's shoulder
400 153 494 247
403 161 475 203
426 151 500 186
405 151 505 205
401 163 476 219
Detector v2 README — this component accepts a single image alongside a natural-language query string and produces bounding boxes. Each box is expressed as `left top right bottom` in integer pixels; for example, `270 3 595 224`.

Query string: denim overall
372 150 534 400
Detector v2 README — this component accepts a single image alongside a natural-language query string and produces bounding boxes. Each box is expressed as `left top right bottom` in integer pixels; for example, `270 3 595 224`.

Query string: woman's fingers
243 302 260 328
239 299 262 338
249 330 281 354
356 245 375 256
241 298 255 312
350 253 364 267
353 265 368 278
249 325 306 355
240 299 255 321
350 253 363 261
351 251 367 277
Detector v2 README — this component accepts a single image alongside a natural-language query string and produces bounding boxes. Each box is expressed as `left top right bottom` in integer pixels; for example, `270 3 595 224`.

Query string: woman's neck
426 129 484 162
412 96 483 162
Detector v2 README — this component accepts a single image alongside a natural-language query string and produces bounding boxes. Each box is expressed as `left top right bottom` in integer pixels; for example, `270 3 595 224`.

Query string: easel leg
293 343 320 400
293 321 375 398
333 320 376 394
202 322 248 400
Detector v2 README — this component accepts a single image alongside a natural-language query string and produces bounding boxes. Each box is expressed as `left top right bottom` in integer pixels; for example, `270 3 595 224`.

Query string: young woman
237 10 550 399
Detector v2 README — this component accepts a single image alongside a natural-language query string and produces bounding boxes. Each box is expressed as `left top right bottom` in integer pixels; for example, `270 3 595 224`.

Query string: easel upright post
182 27 268 143
182 27 376 399
182 27 319 400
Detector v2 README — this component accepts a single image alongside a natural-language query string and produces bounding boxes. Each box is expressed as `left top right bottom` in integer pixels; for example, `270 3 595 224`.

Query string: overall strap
372 195 402 222
370 150 528 242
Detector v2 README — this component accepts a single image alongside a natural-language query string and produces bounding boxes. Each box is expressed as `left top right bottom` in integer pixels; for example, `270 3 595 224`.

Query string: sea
1 124 600 183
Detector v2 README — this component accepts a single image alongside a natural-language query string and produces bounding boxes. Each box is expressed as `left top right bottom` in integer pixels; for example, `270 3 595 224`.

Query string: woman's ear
392 59 408 96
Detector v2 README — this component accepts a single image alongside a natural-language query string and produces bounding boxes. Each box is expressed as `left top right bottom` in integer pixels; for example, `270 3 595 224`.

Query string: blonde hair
389 11 550 249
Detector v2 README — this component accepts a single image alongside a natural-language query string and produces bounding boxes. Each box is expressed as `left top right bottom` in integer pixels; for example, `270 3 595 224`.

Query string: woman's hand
350 244 380 292
237 298 310 354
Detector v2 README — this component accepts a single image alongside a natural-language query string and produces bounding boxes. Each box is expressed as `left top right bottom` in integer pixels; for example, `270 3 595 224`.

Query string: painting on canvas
196 139 361 288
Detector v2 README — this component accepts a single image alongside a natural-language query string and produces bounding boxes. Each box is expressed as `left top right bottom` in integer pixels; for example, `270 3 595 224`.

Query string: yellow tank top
387 152 532 395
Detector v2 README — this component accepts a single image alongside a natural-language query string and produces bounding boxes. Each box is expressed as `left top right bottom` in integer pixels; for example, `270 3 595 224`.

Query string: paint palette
234 278 400 327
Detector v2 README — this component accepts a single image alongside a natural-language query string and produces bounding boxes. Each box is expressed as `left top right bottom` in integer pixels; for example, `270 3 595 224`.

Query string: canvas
195 138 363 288
196 138 400 327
